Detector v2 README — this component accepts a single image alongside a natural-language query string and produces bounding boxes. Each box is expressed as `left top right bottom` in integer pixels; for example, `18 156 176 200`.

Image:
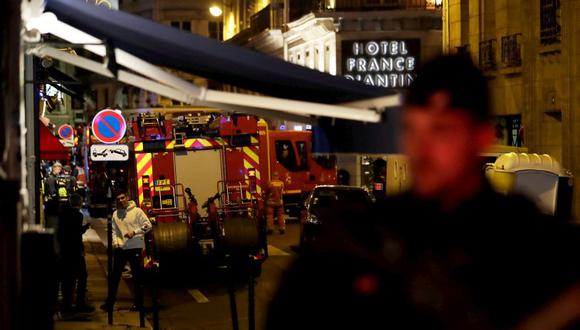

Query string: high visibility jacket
45 174 76 203
266 179 284 206
75 166 86 186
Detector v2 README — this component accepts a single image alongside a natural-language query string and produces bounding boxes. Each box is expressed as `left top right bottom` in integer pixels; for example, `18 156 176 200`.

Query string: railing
540 0 561 45
479 39 497 71
337 0 440 10
501 33 522 67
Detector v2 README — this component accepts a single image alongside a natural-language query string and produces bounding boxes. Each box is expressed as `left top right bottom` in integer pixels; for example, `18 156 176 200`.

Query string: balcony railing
501 33 522 68
479 39 497 71
540 0 561 45
337 0 441 11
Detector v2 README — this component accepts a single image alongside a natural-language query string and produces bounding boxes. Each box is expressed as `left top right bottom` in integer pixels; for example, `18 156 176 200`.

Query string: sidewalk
55 217 151 330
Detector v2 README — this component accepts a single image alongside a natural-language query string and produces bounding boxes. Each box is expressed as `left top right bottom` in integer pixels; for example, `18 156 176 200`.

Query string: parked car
299 185 374 248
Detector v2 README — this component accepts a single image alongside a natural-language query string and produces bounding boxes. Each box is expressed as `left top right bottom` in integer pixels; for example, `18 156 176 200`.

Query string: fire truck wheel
153 222 191 254
221 216 260 254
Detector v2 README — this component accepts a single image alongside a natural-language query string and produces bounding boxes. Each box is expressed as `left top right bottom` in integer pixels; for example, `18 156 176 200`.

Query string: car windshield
311 188 369 208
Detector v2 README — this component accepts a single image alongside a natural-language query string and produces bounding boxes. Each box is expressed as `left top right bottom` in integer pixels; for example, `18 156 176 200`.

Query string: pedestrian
266 55 580 330
101 190 152 312
57 193 93 314
265 172 285 234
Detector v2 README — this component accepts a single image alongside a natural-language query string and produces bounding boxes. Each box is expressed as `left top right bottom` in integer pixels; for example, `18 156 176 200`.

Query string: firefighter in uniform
265 172 285 234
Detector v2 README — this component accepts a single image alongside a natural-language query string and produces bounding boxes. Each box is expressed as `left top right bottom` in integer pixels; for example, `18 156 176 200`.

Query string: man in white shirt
101 190 152 312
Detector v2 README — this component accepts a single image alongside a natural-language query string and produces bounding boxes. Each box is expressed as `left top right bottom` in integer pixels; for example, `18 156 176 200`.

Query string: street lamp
209 5 223 40
209 6 223 17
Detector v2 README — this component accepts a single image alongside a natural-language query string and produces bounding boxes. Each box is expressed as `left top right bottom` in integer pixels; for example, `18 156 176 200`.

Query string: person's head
52 162 63 175
115 189 130 209
69 194 83 209
63 165 71 175
402 55 494 199
272 172 280 180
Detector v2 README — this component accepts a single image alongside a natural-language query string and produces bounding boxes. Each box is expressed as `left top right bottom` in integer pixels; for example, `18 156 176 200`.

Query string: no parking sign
91 109 127 144
58 124 74 140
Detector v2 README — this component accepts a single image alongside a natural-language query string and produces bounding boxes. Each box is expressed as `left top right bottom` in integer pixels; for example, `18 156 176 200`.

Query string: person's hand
124 231 135 239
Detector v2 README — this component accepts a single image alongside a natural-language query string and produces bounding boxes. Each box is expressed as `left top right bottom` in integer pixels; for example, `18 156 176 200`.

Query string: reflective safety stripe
136 153 153 206
242 146 262 199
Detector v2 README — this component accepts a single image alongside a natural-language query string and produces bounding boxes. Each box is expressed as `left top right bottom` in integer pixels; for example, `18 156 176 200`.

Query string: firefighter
72 162 87 200
265 172 285 234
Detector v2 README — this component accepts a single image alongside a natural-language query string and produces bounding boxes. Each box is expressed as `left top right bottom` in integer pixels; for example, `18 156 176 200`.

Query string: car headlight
306 214 320 225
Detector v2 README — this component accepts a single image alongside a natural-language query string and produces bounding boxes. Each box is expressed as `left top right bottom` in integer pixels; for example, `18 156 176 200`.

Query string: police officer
44 162 77 248
265 172 285 234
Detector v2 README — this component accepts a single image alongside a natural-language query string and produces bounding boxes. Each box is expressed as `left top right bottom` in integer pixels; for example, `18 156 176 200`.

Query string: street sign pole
107 190 114 325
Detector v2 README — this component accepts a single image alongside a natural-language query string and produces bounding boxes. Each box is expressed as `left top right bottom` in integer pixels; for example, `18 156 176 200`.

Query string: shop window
182 21 191 32
170 21 180 29
494 115 522 147
275 140 298 171
540 0 561 45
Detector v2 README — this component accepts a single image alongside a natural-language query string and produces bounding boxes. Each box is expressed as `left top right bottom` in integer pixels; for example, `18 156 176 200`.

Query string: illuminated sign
342 39 420 89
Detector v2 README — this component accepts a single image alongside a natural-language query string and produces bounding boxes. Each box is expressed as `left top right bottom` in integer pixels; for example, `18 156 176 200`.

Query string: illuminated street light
209 6 223 17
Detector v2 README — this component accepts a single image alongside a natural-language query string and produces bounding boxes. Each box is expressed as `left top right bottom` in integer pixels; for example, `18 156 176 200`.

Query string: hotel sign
342 39 420 89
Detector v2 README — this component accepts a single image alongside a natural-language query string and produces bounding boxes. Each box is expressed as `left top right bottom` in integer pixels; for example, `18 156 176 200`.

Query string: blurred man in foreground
267 55 580 330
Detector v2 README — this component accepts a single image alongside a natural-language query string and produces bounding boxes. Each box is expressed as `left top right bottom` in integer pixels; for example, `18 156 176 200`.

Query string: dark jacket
57 206 87 258
267 183 580 330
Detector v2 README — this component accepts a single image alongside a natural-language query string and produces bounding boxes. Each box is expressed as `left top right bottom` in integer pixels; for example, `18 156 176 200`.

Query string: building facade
443 0 580 218
226 0 442 103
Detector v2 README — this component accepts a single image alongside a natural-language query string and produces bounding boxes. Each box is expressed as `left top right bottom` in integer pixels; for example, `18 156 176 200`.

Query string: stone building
443 0 580 218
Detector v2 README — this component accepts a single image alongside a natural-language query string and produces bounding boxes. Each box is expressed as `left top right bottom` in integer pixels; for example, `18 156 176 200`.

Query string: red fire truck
128 112 336 267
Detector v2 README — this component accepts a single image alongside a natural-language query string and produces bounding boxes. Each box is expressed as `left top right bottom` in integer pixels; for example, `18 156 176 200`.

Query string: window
208 21 223 40
501 33 522 67
456 44 470 55
296 141 308 170
479 39 496 71
103 88 109 107
275 140 298 171
540 0 561 45
170 21 192 32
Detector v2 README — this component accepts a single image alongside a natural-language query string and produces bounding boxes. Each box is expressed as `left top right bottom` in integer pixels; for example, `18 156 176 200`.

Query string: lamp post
209 5 223 40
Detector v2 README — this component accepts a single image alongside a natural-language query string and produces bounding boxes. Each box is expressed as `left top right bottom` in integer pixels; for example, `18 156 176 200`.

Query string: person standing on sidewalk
265 172 285 234
101 190 152 312
58 193 93 314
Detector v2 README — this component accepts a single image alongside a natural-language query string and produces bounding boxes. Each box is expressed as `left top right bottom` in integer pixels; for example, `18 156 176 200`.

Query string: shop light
294 125 303 131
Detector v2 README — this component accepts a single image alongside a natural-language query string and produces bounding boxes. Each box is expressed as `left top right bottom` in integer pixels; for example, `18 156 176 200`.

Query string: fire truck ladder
138 113 167 138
